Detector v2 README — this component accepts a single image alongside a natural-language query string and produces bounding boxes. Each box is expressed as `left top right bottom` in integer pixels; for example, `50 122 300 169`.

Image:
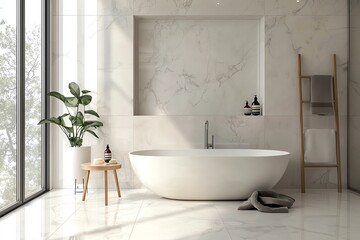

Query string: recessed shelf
133 16 265 116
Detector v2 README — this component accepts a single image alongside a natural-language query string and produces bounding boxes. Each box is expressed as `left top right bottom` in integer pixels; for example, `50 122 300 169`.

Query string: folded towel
238 191 295 213
304 129 336 163
311 75 333 115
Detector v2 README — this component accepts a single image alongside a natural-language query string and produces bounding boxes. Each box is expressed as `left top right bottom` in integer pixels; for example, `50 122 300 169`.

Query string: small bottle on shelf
104 144 112 163
251 95 261 116
243 101 251 116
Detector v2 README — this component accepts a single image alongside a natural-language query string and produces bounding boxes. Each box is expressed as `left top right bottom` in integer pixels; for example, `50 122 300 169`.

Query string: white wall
51 0 348 189
349 0 360 190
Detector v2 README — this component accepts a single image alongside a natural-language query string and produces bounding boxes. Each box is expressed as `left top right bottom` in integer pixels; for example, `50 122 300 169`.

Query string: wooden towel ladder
297 54 342 193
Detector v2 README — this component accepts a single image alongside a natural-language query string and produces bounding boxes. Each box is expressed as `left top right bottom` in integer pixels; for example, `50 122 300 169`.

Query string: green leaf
69 137 83 147
38 117 61 125
69 82 80 98
83 120 103 126
72 112 84 126
39 117 72 138
57 116 65 126
82 90 91 94
65 97 79 107
58 114 69 128
56 116 72 132
82 121 103 131
48 92 66 103
80 95 92 105
64 126 74 135
84 110 100 118
86 129 99 139
74 137 83 147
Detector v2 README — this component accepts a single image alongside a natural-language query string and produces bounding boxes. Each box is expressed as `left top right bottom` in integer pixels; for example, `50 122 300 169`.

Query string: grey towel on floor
238 191 295 213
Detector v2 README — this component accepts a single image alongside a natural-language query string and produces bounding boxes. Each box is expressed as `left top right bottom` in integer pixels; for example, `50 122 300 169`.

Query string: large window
0 0 17 211
0 0 49 216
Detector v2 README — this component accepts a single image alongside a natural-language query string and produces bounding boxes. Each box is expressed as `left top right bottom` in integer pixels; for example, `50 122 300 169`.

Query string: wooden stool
80 162 122 206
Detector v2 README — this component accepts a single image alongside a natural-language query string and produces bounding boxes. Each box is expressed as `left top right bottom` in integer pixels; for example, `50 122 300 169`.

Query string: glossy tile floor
1 188 360 240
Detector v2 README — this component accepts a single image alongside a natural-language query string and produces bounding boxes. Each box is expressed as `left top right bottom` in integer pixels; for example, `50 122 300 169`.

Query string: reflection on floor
0 188 360 239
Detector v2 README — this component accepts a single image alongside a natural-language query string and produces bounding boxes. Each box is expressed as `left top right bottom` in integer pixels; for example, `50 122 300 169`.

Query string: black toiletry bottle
244 101 251 116
104 144 112 163
251 95 260 116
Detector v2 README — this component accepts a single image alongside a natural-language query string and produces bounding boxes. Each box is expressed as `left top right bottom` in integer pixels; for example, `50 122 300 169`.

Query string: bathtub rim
129 149 290 158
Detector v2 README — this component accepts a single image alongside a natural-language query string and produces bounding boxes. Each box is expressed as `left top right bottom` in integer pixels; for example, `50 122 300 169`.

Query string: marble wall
136 18 261 115
348 0 360 191
51 0 348 190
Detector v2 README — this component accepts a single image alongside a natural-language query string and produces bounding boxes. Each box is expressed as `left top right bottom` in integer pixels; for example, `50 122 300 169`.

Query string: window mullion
42 0 50 191
16 0 25 203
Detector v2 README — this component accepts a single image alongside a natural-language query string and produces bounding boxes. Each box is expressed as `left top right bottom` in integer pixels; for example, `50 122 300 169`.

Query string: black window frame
0 0 50 218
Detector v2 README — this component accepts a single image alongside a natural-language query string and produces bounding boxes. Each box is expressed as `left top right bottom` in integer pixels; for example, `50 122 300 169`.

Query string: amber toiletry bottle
244 101 251 116
104 144 112 163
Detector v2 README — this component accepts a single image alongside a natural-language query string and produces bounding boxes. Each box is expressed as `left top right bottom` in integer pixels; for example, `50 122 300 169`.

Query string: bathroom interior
1 0 360 239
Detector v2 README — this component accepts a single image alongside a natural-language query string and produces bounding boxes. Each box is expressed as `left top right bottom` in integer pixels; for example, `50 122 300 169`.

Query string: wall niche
134 16 264 116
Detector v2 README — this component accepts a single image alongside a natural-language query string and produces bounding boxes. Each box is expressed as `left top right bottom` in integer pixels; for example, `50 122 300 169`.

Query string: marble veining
265 15 347 116
137 18 260 115
133 116 265 151
53 0 133 16
133 0 265 16
265 0 347 16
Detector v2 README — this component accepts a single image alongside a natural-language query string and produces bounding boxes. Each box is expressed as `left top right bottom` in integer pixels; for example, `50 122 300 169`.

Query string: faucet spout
204 120 214 149
204 120 209 149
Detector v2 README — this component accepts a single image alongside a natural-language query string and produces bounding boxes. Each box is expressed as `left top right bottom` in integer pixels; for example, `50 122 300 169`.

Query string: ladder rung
304 163 338 168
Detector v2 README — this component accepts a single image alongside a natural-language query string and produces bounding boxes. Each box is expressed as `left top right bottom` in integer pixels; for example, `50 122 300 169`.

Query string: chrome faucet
204 120 214 149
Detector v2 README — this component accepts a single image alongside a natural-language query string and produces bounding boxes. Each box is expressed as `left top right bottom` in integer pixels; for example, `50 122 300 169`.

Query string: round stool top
80 162 122 171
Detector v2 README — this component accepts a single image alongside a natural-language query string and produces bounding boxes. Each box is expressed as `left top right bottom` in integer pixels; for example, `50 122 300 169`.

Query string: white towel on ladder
304 129 336 163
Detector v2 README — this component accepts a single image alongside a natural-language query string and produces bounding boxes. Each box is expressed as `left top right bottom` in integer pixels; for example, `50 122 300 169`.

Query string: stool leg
113 170 121 198
82 171 90 201
104 170 108 206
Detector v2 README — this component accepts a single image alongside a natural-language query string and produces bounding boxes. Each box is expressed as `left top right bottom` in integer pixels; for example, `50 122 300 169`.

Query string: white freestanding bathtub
129 149 290 200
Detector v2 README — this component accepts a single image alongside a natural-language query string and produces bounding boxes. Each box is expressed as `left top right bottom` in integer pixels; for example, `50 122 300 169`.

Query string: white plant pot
66 146 91 182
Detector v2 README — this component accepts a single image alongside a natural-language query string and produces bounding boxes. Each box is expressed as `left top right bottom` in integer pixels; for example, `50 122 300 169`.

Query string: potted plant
38 82 103 147
38 82 103 189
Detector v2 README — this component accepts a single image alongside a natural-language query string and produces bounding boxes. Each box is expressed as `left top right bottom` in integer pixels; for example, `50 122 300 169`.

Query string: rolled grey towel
238 191 295 213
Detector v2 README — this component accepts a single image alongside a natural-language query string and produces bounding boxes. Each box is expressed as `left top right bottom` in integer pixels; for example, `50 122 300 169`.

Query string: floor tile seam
127 197 145 240
214 204 234 240
46 200 85 239
38 190 83 239
296 226 343 238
